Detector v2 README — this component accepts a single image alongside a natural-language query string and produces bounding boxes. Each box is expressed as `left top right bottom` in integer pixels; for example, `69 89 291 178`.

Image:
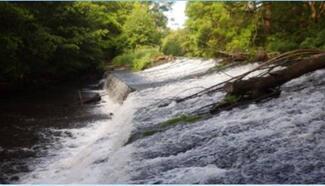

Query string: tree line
0 2 169 90
163 2 325 58
1 2 324 91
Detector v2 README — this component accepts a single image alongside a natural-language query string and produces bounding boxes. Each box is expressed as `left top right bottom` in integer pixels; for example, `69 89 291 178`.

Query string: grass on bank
112 47 162 71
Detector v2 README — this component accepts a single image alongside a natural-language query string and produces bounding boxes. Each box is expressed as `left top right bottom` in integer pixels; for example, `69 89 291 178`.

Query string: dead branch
175 49 324 104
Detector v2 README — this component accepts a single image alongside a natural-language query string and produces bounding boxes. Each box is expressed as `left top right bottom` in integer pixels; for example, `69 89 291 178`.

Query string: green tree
185 2 257 57
162 29 187 56
122 3 167 49
184 2 325 57
0 2 132 87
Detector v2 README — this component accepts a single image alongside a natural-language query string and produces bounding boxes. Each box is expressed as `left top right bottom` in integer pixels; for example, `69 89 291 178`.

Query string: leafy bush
162 39 184 56
0 2 170 89
300 29 325 49
110 53 133 67
162 30 186 56
225 25 255 52
0 2 126 84
266 35 298 52
122 4 165 48
112 47 162 71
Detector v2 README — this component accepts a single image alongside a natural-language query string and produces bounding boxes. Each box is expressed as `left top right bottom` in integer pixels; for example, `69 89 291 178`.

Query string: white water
20 58 325 184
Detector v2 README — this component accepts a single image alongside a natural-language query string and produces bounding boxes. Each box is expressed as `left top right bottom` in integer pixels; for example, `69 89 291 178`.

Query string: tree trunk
308 1 318 23
263 3 272 34
225 53 325 97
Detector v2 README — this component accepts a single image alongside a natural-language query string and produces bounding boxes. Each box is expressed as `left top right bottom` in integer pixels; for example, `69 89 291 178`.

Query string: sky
164 1 188 30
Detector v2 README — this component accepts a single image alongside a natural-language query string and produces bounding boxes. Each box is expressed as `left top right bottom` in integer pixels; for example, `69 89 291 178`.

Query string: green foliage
162 30 187 56
132 55 152 71
266 35 298 52
122 3 166 49
183 2 325 57
0 2 126 84
160 114 202 128
184 2 257 57
300 29 325 49
134 114 202 141
126 114 203 144
0 2 168 88
223 94 241 104
2 1 325 89
142 130 159 137
112 47 162 71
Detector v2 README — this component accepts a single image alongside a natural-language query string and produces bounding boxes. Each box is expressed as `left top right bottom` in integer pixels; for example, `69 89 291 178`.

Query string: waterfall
18 58 325 184
18 58 221 183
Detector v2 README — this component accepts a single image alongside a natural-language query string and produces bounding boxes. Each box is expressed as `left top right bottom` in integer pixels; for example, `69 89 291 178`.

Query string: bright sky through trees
165 1 187 30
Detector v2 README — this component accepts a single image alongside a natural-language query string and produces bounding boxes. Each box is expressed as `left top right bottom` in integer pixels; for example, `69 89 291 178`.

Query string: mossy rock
125 114 203 145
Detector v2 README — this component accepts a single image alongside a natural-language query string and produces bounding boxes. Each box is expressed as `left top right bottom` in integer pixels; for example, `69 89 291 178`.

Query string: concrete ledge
105 74 135 103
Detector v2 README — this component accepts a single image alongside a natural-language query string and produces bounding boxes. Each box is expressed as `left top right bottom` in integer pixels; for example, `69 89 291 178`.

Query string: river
1 58 325 184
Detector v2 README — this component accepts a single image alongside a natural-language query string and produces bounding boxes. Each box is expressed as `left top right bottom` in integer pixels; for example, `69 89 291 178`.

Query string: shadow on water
0 79 109 183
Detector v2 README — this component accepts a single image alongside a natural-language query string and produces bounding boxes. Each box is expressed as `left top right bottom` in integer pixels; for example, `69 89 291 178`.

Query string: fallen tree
210 50 325 115
176 49 324 104
226 52 325 98
174 49 325 116
126 49 325 144
216 49 269 62
216 51 248 61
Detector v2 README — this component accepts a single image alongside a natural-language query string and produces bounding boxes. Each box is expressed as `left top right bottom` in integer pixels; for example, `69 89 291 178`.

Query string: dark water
0 81 109 183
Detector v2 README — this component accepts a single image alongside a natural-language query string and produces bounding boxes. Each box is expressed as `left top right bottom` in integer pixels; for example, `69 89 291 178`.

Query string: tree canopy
174 2 325 58
1 1 324 91
122 3 166 49
0 2 168 89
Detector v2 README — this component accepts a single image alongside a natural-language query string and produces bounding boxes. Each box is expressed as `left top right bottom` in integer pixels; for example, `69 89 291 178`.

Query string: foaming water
19 93 136 183
18 58 325 184
123 69 325 184
18 58 226 183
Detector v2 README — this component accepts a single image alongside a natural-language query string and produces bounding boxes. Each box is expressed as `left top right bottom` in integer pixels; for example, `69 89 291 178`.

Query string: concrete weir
104 58 220 103
105 73 135 103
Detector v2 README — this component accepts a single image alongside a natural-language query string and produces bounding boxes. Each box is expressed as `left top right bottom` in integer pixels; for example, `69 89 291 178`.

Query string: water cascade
16 58 325 184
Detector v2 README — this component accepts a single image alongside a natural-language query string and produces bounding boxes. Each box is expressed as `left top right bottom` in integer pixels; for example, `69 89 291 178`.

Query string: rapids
10 58 325 183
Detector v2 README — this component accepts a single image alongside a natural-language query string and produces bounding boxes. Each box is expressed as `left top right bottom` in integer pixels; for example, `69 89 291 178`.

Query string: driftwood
125 49 325 145
177 49 324 104
217 51 248 61
209 51 325 115
225 53 325 97
209 89 281 114
153 55 176 62
173 49 325 117
231 49 324 81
